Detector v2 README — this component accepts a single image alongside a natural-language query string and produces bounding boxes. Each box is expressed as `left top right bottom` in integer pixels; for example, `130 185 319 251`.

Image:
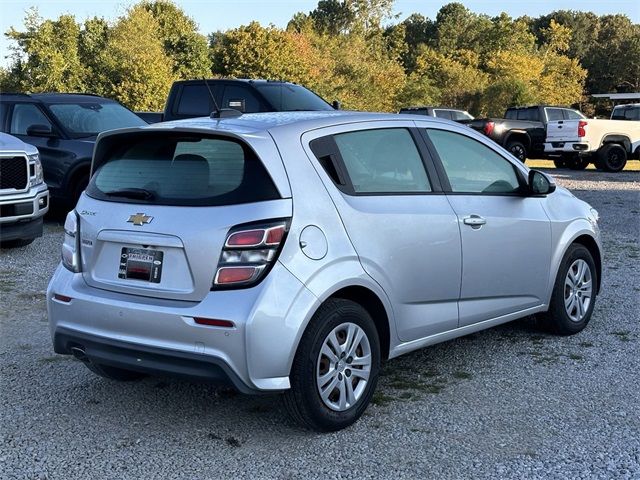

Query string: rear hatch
78 129 291 302
546 120 580 144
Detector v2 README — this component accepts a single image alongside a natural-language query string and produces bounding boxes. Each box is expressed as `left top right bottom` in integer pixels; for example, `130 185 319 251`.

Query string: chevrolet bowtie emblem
127 213 153 226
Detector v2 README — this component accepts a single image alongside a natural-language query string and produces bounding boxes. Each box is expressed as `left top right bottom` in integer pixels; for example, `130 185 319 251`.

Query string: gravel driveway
1 168 639 480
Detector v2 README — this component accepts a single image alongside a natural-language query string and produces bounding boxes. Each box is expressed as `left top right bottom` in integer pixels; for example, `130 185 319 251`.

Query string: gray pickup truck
0 133 49 247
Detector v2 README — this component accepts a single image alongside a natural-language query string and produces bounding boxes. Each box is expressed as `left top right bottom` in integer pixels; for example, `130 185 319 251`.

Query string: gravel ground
1 168 639 480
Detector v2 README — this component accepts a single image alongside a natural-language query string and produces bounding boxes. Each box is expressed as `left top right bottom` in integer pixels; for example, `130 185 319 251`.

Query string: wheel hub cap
316 322 372 412
564 259 593 322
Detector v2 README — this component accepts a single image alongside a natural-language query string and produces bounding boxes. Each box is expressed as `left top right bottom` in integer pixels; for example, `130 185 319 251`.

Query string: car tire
539 243 597 336
84 361 148 381
597 144 627 172
72 173 90 206
568 157 590 170
283 298 381 432
506 141 527 162
553 158 567 169
0 238 35 249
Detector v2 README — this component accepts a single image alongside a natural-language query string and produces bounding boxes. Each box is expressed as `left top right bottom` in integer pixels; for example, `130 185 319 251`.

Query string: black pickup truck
467 105 585 161
137 79 337 123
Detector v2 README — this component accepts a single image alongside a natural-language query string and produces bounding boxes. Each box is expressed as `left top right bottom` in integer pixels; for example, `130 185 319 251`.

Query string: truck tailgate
546 120 580 143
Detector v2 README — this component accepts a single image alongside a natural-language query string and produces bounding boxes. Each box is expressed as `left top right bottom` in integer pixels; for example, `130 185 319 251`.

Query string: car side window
434 110 452 120
221 85 261 113
10 103 52 135
546 108 564 121
426 129 521 194
331 128 431 194
176 85 214 116
564 109 584 120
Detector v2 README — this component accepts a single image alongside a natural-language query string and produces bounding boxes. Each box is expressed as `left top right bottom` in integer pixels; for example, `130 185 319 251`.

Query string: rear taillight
212 219 289 289
61 211 81 273
483 121 495 136
578 120 588 138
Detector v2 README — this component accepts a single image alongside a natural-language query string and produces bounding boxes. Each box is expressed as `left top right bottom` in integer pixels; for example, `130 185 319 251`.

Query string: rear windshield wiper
103 188 155 200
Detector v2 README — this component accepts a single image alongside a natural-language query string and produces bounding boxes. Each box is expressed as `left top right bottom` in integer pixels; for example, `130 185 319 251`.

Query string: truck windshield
255 84 333 111
48 102 147 138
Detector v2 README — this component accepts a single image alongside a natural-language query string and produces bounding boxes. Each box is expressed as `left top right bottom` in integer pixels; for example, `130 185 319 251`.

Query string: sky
1 0 639 66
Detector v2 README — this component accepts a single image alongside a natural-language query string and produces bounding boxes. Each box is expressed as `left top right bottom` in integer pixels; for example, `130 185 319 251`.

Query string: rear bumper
544 142 592 154
0 184 49 242
47 261 319 392
54 327 255 393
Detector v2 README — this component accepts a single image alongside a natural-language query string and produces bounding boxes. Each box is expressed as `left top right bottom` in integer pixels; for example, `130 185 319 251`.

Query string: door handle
463 215 486 228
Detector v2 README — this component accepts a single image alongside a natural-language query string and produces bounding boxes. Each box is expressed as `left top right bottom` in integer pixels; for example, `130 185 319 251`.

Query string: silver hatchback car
47 111 602 431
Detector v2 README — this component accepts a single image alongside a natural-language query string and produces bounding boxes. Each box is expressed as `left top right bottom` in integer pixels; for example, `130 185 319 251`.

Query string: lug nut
345 370 351 377
347 356 353 364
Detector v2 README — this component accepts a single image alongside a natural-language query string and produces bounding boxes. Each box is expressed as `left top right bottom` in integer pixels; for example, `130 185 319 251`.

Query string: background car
398 106 474 122
0 93 147 208
0 132 48 247
137 79 338 123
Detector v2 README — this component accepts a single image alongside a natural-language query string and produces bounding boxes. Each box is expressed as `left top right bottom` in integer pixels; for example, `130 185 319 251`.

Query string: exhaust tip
70 345 88 362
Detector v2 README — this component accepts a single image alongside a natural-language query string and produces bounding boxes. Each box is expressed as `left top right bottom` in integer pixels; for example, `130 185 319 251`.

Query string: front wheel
283 299 380 432
539 244 597 335
506 141 527 162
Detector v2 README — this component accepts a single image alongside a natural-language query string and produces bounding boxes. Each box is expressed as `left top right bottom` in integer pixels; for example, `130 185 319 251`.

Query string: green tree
139 0 211 78
100 7 173 110
78 17 110 95
4 9 85 92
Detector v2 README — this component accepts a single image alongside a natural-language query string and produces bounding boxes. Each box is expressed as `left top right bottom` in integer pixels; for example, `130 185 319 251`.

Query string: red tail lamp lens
265 225 285 245
54 294 72 303
216 267 256 284
194 317 235 328
226 230 265 247
578 120 588 138
484 121 495 136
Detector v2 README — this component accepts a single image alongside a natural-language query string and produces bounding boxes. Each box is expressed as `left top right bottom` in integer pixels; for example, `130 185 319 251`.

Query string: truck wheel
553 158 567 169
597 144 627 172
283 298 381 432
568 157 590 170
506 141 527 162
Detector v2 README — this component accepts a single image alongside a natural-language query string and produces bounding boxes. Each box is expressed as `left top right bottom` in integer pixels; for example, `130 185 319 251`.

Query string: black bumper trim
0 216 43 242
53 328 258 394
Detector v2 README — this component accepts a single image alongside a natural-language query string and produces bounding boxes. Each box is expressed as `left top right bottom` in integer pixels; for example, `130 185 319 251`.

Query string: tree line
1 0 638 116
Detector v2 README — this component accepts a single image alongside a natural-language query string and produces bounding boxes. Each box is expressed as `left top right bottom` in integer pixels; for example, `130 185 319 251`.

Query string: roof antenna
203 78 242 119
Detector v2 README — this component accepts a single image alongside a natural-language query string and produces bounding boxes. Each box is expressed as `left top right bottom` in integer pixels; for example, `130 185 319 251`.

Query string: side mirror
26 124 54 137
332 100 341 110
529 169 556 195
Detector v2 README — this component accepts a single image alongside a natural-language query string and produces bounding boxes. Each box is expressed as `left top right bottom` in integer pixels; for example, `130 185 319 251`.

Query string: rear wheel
568 156 590 170
553 158 567 169
506 141 527 162
597 144 627 172
283 299 380 432
84 361 147 381
539 244 597 335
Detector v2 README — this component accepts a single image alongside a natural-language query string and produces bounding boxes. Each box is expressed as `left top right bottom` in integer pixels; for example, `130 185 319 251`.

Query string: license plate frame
118 247 164 283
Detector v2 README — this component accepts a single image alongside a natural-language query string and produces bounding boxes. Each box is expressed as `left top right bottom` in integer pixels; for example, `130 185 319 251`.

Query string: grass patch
579 341 594 348
527 159 640 171
372 391 394 406
453 371 472 380
399 391 413 400
611 330 633 342
567 353 583 361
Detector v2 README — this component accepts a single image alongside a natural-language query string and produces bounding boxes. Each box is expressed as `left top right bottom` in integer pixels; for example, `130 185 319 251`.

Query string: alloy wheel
316 322 372 411
564 259 593 322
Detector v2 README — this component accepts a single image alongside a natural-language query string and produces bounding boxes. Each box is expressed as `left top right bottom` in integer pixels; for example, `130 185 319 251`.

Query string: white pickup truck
544 118 640 172
0 133 49 247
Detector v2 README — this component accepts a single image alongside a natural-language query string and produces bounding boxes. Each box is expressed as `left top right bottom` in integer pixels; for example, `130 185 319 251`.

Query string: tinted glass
399 108 429 116
255 84 333 111
624 107 640 120
221 85 262 112
89 134 279 206
546 108 564 121
452 110 473 121
10 104 52 135
564 109 585 120
176 85 213 116
516 108 538 121
49 103 146 137
434 110 452 120
333 128 431 193
427 129 520 194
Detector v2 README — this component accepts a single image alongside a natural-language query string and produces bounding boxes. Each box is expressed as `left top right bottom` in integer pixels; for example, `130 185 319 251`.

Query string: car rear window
88 133 280 206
